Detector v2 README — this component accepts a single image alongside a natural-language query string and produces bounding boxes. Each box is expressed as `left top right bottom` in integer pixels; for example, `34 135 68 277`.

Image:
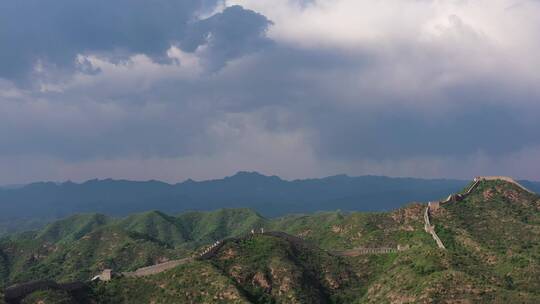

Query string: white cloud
227 0 540 103
60 48 203 94
228 0 540 48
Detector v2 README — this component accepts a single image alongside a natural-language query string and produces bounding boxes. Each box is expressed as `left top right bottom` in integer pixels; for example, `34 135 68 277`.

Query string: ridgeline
1 177 539 303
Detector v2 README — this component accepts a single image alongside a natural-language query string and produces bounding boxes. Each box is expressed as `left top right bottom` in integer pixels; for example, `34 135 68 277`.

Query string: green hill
0 209 268 287
91 261 248 304
2 178 540 303
113 208 268 248
36 213 111 243
272 205 432 251
3 226 183 284
177 208 268 242
115 211 190 246
434 179 540 296
206 233 361 303
348 179 540 303
90 233 361 304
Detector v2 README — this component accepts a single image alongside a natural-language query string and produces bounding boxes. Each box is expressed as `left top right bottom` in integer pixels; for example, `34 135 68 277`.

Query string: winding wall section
423 176 533 250
424 203 446 249
103 231 404 279
122 258 192 278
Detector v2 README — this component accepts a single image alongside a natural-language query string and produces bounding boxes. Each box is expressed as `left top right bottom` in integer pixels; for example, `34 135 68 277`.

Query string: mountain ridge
1 173 538 236
9 171 539 188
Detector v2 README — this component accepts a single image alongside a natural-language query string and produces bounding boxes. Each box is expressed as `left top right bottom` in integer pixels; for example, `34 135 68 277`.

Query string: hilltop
1 177 539 303
91 233 362 304
0 209 268 285
433 178 540 294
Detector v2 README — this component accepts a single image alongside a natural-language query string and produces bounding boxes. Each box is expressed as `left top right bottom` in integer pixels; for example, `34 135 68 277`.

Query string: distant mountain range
0 172 538 222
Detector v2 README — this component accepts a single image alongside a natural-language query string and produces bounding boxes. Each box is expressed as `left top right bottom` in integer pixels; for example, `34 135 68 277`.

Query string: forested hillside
1 179 539 303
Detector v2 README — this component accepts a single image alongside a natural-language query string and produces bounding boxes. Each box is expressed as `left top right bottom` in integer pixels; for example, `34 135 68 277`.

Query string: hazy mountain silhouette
0 172 538 221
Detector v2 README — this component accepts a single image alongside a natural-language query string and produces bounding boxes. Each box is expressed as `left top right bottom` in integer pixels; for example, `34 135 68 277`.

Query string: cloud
181 5 273 70
227 0 540 103
1 0 539 183
0 1 270 81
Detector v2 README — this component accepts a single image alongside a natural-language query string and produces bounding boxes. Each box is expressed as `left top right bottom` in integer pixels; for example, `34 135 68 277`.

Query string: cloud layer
1 0 539 183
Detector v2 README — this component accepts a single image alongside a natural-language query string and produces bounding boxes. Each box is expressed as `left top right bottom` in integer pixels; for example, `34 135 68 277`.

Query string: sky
1 0 539 184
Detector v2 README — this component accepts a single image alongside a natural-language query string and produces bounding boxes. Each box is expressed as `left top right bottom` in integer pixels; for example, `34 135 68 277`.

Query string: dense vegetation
1 179 539 303
0 209 268 285
435 180 540 297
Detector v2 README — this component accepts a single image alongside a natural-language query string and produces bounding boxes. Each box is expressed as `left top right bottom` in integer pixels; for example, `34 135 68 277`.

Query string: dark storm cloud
308 102 540 160
0 0 539 183
181 5 273 70
0 1 270 80
205 47 540 161
3 43 539 163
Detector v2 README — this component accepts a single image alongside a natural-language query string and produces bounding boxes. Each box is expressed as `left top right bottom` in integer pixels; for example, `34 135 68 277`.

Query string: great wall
424 203 446 250
86 229 407 284
423 176 533 250
4 229 408 303
4 176 535 303
122 258 192 278
333 246 409 257
85 230 319 284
